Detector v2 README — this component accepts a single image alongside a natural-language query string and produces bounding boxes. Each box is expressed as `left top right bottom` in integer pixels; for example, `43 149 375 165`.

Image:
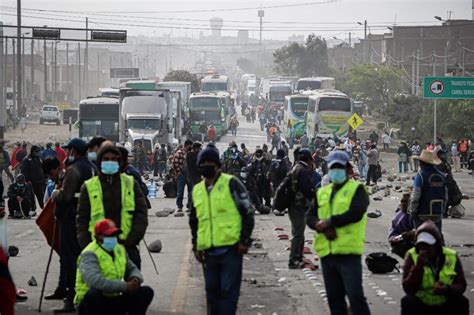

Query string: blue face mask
101 161 120 175
68 155 75 163
328 169 347 184
102 236 118 252
88 151 97 161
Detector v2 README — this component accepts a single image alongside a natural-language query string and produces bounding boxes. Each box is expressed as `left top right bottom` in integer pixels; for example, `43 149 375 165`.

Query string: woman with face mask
189 144 255 315
306 150 371 315
77 143 149 274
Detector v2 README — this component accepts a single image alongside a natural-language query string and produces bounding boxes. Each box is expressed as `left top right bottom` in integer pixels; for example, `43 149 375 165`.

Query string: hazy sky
0 0 470 41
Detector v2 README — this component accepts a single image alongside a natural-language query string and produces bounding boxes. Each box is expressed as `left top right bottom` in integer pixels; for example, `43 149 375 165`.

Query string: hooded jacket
402 221 466 297
76 145 148 249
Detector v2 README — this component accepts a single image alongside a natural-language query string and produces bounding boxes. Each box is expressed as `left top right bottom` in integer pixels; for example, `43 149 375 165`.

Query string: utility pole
97 50 100 90
348 32 352 47
78 43 81 101
258 10 264 46
433 51 437 144
12 38 16 126
30 38 34 103
84 17 88 97
444 43 448 75
462 43 465 76
364 20 367 63
16 0 22 118
0 22 4 138
43 39 47 102
66 42 69 101
411 52 415 95
51 42 54 102
415 49 420 95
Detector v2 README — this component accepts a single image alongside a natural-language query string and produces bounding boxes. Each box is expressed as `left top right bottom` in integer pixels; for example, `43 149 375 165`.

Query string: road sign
423 76 474 99
347 113 364 130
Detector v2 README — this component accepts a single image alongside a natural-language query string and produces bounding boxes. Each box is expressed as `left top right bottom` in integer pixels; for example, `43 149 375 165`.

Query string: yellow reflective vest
313 180 367 258
192 173 242 251
408 247 457 306
74 241 127 305
85 174 135 241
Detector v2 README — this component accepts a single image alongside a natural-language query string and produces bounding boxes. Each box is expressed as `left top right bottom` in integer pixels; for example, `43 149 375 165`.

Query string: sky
0 0 471 41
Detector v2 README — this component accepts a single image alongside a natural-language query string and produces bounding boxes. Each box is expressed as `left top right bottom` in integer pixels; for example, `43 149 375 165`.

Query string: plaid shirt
171 148 186 177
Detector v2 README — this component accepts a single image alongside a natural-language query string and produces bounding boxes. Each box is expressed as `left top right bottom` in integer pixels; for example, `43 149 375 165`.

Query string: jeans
78 286 154 315
231 127 237 136
60 219 80 303
399 161 408 173
383 143 389 151
321 255 371 315
126 246 141 270
413 156 420 172
32 181 45 209
204 248 243 315
288 205 306 265
176 170 188 209
366 165 378 185
452 156 461 172
401 294 469 315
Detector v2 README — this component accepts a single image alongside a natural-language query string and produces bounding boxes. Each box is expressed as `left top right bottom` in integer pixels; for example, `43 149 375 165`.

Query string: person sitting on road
7 174 35 218
75 219 154 315
401 220 469 315
388 192 415 258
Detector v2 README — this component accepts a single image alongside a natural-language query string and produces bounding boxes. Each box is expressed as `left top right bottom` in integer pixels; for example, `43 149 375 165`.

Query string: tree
340 64 403 114
163 70 200 92
273 34 328 77
236 58 257 74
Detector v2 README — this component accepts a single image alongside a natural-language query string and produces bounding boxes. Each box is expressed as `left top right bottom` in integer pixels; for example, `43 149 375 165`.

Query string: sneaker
273 209 285 216
45 288 67 300
174 209 184 217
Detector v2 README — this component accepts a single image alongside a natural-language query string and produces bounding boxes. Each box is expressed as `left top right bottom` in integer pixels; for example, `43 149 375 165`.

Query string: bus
268 84 292 109
201 75 229 92
78 97 119 142
187 93 225 139
296 77 336 91
99 88 119 98
306 90 353 139
283 94 309 138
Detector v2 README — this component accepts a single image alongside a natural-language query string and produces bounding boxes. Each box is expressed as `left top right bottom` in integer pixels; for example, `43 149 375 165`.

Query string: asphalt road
7 113 474 315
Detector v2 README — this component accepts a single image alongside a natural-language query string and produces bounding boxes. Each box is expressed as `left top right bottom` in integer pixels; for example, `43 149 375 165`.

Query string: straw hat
413 149 441 165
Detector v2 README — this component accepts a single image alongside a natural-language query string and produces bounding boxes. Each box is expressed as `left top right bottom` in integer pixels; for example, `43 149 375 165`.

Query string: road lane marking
170 238 192 313
15 229 35 238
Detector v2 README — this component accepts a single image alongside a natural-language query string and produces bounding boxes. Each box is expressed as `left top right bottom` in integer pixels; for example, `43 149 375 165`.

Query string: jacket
402 221 466 300
21 155 45 183
7 183 34 201
189 173 254 251
367 149 379 166
77 173 149 249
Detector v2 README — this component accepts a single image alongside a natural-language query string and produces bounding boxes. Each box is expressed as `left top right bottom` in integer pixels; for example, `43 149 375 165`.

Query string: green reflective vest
408 247 457 306
85 174 135 241
313 180 367 258
192 173 242 251
74 241 127 305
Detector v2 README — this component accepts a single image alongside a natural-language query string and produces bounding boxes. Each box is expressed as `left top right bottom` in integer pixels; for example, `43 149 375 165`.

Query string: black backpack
273 171 293 211
267 160 281 182
446 173 462 207
365 252 400 274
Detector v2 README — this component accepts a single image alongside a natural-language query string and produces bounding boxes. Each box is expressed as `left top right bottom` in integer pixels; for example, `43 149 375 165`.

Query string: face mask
101 161 120 175
68 155 75 163
34 151 41 158
256 156 263 161
102 236 118 252
200 165 216 179
328 169 347 184
240 172 247 179
17 183 24 187
88 151 97 161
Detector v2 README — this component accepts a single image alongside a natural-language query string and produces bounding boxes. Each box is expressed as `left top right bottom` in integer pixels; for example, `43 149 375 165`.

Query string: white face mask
256 156 263 161
240 172 247 179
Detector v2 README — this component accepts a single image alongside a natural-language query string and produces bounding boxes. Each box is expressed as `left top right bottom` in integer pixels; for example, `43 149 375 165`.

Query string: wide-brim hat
413 149 441 165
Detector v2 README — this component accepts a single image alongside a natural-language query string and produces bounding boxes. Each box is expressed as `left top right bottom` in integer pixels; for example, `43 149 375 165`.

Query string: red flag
36 198 60 254
0 248 16 315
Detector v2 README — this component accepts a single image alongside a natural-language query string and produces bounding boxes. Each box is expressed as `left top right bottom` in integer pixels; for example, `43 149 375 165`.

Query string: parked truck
78 97 120 142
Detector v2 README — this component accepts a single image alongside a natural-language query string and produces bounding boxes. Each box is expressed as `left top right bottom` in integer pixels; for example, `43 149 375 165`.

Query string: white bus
283 94 309 139
306 90 353 138
201 74 229 92
296 77 336 91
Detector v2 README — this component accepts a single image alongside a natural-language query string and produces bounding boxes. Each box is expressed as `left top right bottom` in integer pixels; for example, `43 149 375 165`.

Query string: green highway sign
423 76 474 99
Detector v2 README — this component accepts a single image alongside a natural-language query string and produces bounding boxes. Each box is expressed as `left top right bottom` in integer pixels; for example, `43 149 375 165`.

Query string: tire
39 119 43 125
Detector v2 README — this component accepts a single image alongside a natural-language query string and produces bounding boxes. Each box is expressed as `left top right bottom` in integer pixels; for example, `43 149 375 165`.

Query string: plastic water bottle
148 179 157 199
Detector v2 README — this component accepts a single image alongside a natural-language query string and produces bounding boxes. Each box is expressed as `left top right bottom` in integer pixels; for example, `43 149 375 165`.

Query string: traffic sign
347 113 364 130
423 76 474 99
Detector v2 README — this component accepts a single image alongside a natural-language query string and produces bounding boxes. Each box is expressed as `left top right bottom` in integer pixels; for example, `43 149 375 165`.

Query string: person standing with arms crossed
189 144 254 315
307 151 371 315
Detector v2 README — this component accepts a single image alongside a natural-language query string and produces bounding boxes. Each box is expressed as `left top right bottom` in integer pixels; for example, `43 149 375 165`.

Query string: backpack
267 160 281 182
163 175 177 198
446 173 462 207
272 173 293 211
365 252 400 274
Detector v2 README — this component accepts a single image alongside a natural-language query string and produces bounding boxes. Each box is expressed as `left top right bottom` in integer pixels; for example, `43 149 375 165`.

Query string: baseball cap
326 150 350 168
416 232 436 245
94 219 121 237
65 138 88 154
299 149 313 162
